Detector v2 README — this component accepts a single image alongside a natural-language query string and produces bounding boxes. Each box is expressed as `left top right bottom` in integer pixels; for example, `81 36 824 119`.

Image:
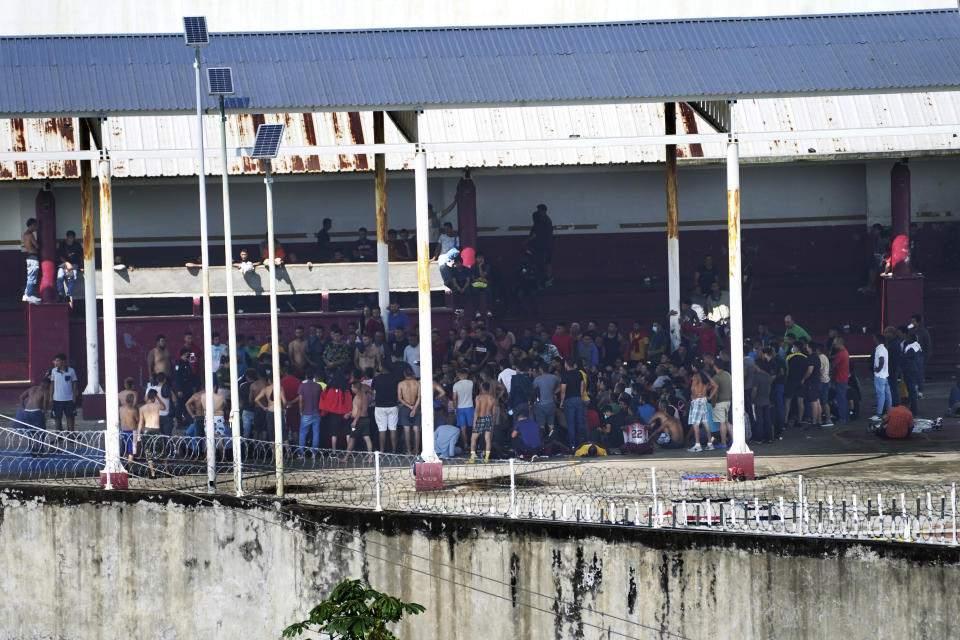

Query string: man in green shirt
784 314 811 342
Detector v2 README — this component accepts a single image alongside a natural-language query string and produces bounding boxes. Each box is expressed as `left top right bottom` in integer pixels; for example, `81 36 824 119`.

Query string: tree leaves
282 578 425 640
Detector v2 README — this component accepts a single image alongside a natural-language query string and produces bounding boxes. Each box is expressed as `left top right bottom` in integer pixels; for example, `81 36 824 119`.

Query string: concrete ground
2 378 958 487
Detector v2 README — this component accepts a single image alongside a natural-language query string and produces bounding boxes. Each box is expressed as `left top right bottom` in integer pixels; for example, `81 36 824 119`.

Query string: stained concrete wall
1 485 958 640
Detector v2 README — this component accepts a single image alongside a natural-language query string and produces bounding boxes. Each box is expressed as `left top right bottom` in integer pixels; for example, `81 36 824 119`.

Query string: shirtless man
119 393 139 463
287 326 310 377
22 218 40 304
646 405 685 449
147 334 173 377
254 376 286 443
119 377 138 407
137 388 167 478
19 378 50 455
468 382 496 464
687 359 719 453
249 368 268 440
355 334 382 373
341 381 373 460
200 381 228 436
397 365 421 455
18 378 50 430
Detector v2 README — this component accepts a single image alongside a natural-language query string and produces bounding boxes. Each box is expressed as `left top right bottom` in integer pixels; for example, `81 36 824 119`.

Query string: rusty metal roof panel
3 10 960 117
4 91 960 180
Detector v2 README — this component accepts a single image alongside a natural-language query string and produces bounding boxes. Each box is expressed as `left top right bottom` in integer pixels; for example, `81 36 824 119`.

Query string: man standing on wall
524 204 554 288
372 364 401 453
49 353 79 431
22 218 40 304
468 382 496 464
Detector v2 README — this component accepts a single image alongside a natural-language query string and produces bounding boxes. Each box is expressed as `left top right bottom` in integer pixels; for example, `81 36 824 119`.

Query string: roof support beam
387 110 419 143
685 100 730 133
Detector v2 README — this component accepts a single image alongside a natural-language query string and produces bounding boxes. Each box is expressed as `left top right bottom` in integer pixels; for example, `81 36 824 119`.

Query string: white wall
3 157 958 248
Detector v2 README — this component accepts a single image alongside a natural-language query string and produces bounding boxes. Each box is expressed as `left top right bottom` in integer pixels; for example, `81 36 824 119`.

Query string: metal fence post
952 483 957 545
374 451 382 512
509 458 517 518
651 467 659 528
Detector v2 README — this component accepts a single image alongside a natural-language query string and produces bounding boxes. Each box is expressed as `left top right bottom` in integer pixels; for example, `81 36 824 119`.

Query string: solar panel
251 124 285 159
183 16 209 46
207 67 234 95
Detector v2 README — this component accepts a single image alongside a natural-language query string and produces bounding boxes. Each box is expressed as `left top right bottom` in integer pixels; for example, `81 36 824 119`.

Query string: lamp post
183 16 217 493
250 123 286 496
208 67 242 495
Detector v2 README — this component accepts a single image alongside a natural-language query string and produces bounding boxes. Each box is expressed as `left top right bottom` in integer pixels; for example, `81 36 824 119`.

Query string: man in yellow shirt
628 321 650 364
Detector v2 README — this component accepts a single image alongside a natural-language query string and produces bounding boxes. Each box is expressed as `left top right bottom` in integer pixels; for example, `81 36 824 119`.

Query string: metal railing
0 422 955 546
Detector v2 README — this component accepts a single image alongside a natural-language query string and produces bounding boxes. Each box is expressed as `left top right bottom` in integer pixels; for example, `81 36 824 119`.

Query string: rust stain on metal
301 113 321 172
330 112 352 170
348 112 368 170
678 103 704 158
727 188 740 276
11 118 28 178
0 166 12 179
417 241 431 312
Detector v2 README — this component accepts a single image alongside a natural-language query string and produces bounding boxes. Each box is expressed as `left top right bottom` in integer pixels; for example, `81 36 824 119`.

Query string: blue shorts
456 407 475 428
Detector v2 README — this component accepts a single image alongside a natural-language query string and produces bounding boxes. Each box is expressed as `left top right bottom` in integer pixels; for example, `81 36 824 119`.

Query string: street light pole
264 158 284 497
217 94 242 495
192 46 217 494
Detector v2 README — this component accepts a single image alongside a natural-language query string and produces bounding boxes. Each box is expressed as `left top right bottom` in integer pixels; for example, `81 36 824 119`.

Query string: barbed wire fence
0 416 956 546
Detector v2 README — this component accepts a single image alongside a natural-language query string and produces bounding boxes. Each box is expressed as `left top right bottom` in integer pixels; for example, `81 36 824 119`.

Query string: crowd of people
89 286 930 464
16 209 942 459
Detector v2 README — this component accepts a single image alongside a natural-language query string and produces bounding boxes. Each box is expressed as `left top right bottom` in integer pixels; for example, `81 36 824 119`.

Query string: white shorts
712 401 731 423
375 406 399 432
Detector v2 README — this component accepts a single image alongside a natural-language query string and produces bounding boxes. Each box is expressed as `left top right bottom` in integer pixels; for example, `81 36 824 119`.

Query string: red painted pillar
36 186 57 303
882 160 923 329
455 171 477 253
28 303 70 384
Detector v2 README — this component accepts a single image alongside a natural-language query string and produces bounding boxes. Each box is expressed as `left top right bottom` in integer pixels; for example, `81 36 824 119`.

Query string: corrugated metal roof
3 91 959 180
2 10 960 117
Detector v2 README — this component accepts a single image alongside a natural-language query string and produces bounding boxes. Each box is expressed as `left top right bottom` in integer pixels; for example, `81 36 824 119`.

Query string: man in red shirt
551 323 574 360
280 364 303 443
874 405 913 439
675 311 718 358
832 337 851 423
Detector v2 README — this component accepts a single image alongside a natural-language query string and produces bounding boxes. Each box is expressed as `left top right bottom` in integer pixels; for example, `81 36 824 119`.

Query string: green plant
283 578 425 640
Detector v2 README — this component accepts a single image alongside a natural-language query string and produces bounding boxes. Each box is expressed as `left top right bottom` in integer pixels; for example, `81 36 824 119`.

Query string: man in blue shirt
511 408 544 458
386 301 409 332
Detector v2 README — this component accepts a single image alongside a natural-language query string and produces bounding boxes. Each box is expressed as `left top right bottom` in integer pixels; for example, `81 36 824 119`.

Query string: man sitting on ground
872 404 914 439
510 408 543 459
647 405 685 449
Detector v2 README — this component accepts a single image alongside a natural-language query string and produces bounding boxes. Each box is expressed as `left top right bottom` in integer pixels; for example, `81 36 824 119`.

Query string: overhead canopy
2 9 960 118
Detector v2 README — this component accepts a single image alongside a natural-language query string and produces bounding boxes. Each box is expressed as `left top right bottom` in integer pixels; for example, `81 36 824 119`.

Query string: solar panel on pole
251 124 285 158
207 67 234 95
183 16 209 46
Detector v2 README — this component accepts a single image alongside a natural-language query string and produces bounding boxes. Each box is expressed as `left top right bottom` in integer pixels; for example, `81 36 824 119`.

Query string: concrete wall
1 485 958 640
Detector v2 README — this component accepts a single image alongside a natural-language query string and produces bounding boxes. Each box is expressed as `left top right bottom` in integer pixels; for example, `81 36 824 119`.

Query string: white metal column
415 144 438 463
374 111 390 325
726 104 751 457
193 48 217 493
80 129 101 395
665 103 681 349
98 158 124 483
265 160 285 496
218 97 242 495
